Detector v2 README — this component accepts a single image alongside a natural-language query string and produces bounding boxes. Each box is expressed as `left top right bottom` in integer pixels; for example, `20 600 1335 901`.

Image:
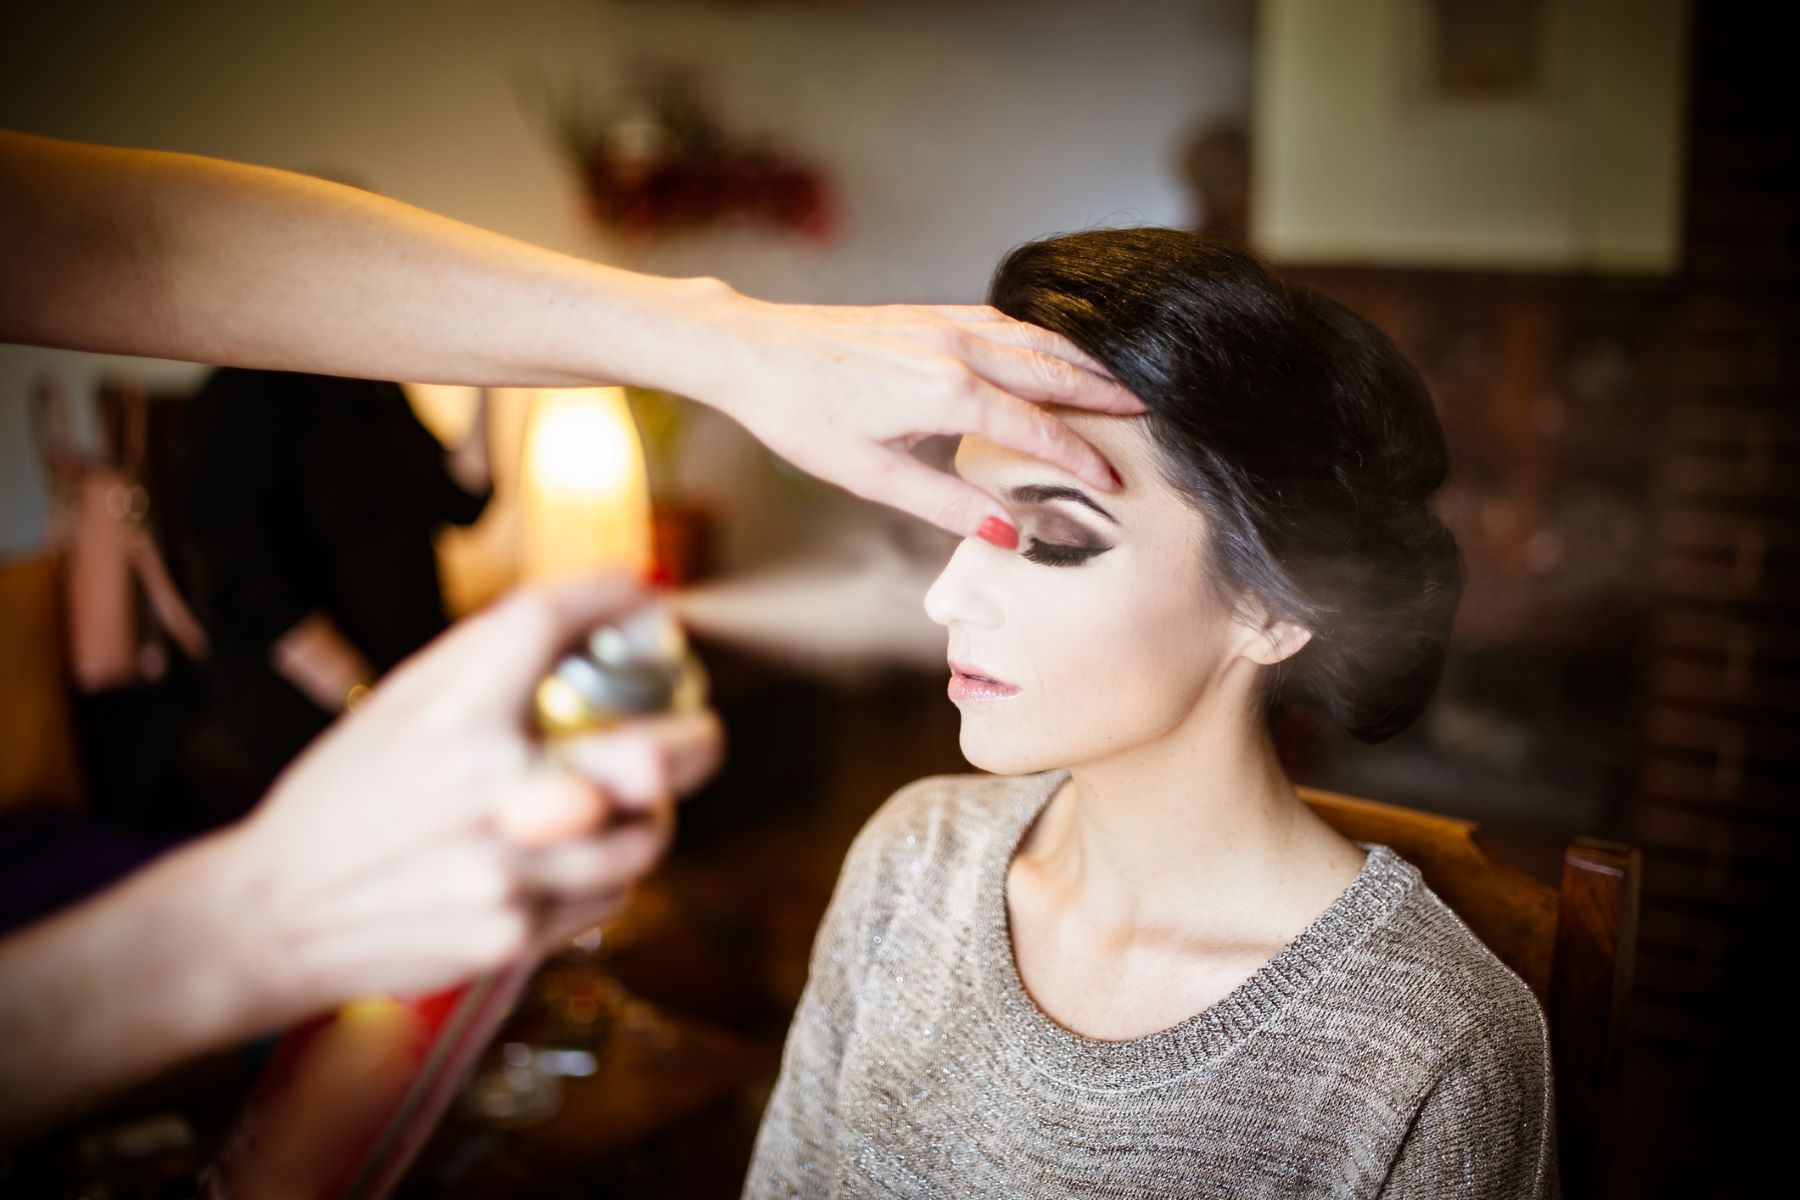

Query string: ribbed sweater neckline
971 767 1421 1091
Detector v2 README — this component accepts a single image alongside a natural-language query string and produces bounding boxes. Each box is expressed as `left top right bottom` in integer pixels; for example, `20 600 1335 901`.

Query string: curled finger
516 804 675 900
492 760 607 849
552 709 724 810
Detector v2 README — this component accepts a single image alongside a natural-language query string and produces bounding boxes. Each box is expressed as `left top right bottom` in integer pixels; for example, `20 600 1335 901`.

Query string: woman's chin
957 731 1057 778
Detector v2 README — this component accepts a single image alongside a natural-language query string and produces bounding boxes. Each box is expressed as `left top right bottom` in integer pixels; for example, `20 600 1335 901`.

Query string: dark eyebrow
1002 483 1119 525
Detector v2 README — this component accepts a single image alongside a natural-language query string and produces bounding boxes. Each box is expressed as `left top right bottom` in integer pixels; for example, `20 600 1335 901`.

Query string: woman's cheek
1037 615 1160 739
955 578 1174 773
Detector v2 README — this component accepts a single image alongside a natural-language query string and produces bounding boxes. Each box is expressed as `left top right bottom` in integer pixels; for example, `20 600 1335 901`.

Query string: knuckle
1035 351 1079 393
936 324 976 355
953 369 985 404
1030 405 1068 454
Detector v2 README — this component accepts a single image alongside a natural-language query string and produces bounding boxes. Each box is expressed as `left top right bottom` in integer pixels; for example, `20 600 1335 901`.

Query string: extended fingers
927 306 1141 403
953 333 1143 422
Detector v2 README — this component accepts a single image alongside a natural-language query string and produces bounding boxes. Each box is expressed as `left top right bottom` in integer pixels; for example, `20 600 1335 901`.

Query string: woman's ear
1233 595 1312 666
1248 620 1313 667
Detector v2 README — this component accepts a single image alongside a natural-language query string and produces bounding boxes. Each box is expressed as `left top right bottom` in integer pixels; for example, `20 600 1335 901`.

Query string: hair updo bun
988 228 1465 743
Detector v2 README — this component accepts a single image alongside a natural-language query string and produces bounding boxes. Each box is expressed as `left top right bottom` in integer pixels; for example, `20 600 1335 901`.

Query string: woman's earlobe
1251 622 1312 666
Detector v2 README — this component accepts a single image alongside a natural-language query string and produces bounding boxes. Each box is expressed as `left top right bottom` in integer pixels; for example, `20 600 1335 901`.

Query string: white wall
1253 0 1687 272
0 0 1252 559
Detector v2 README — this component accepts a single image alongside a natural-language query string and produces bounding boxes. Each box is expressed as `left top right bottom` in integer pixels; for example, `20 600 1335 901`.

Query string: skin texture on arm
0 129 705 388
0 827 277 1140
0 129 1144 541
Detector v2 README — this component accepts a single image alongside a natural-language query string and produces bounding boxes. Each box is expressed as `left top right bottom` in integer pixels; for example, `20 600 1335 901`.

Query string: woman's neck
1019 699 1351 945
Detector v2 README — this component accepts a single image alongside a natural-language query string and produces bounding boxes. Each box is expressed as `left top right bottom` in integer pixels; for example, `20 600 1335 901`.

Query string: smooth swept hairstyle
989 228 1464 743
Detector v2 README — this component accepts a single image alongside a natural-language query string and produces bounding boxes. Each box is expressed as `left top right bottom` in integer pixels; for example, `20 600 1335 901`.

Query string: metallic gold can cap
588 603 686 667
533 600 708 738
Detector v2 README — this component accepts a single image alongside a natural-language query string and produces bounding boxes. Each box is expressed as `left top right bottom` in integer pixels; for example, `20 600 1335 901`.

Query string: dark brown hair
989 228 1464 743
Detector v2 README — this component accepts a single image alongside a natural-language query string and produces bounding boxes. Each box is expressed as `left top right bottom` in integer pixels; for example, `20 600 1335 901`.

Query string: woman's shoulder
1343 850 1552 1061
1343 860 1560 1194
853 768 1047 855
805 771 1049 965
832 769 1052 897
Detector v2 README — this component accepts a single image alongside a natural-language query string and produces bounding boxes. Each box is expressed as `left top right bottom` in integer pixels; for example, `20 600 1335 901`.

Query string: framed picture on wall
1251 0 1689 274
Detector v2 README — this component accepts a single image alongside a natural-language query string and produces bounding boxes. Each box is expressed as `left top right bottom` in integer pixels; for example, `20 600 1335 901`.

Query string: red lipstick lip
949 659 1016 688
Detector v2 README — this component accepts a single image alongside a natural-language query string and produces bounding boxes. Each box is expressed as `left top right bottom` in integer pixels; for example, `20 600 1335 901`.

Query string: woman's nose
923 537 1003 630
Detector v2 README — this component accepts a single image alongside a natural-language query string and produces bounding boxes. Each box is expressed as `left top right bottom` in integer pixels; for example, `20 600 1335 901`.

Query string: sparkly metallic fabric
744 768 1560 1199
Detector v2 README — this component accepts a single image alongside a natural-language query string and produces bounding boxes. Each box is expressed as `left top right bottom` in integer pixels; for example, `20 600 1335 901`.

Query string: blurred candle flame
521 387 652 582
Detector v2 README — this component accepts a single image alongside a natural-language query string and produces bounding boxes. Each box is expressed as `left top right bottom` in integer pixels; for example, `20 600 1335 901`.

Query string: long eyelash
1021 538 1105 567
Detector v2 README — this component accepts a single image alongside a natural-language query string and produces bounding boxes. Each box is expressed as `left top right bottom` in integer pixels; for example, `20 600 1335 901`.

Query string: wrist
0 829 273 1135
33 828 281 1086
600 271 751 411
149 828 285 1048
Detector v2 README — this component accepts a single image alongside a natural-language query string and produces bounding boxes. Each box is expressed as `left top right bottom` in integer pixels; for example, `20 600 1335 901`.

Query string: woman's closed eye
1021 537 1110 568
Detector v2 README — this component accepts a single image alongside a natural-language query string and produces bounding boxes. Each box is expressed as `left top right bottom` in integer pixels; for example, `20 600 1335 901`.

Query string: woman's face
924 409 1271 776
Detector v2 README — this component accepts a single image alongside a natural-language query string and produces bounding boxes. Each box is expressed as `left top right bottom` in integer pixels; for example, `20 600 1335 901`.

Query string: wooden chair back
0 552 83 814
1298 785 1641 1200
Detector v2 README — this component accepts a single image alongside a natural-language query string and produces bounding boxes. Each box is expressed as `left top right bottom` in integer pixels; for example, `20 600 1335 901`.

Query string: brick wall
1621 3 1798 1195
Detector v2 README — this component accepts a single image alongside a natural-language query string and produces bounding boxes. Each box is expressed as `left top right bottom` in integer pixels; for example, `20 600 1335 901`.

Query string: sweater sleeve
742 792 912 1199
1377 994 1561 1200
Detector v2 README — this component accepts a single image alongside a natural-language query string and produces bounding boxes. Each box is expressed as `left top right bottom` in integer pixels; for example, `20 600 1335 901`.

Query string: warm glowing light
528 403 634 494
521 388 653 581
338 994 408 1024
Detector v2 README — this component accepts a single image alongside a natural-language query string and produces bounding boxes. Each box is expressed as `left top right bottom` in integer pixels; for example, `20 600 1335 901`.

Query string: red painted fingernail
977 516 1019 550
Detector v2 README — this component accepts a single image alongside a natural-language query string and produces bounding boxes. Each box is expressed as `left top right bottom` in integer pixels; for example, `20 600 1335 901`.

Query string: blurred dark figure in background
32 375 210 830
177 372 492 801
1 377 212 935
